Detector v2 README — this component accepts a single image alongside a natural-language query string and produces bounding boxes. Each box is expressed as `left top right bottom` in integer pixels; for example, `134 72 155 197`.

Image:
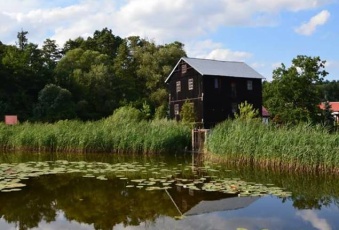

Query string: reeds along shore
0 119 191 154
206 120 339 173
2 117 339 173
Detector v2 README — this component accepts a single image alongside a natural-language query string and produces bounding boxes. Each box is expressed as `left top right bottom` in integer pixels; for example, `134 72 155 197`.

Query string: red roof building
319 102 339 113
262 106 270 124
319 102 339 123
262 106 270 117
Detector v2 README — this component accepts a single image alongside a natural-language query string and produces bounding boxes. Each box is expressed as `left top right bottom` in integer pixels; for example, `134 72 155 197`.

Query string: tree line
1 28 338 125
0 28 186 122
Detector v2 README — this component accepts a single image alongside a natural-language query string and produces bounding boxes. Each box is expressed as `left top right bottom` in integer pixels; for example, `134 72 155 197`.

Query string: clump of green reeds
0 118 190 154
206 119 339 173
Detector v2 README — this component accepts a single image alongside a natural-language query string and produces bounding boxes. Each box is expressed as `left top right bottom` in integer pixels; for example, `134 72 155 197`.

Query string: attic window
182 64 187 74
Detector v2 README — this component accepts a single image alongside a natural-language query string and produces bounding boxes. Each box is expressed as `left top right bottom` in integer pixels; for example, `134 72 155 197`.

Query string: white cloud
251 62 266 69
295 10 331 35
185 40 223 58
0 0 333 46
205 49 252 62
184 39 252 62
296 210 332 230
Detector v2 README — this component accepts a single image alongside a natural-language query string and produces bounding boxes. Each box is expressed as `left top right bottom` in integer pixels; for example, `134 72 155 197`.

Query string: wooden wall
167 60 262 128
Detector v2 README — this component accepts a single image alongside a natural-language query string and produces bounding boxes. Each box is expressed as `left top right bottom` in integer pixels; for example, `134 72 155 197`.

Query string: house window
176 81 181 92
188 78 193 90
231 82 237 98
174 104 179 115
182 64 187 74
214 78 219 89
247 80 253 90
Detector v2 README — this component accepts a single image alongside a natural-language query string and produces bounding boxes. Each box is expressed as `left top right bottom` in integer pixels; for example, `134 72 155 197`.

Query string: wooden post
191 129 209 153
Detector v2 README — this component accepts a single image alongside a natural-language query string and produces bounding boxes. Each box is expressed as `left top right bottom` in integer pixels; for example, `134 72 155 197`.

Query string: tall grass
206 119 339 173
0 119 190 154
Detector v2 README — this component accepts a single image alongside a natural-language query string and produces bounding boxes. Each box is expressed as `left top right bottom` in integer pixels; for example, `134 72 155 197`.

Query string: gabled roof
184 196 259 216
165 57 265 83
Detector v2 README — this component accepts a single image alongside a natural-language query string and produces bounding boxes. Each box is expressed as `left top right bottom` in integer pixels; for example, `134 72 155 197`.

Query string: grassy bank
206 120 339 173
0 119 190 154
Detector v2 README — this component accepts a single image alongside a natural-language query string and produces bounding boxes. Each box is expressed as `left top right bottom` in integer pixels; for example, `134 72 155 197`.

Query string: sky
0 0 339 81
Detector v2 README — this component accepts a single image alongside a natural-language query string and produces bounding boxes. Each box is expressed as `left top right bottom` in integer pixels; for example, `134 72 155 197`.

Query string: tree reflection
0 174 178 230
1 154 339 230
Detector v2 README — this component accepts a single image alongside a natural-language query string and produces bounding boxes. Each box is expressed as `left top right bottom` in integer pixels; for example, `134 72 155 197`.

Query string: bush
107 105 144 123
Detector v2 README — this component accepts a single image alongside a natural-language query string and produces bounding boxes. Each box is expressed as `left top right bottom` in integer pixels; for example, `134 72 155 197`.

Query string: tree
321 100 334 130
42 39 62 70
86 28 123 59
181 100 195 123
62 37 85 54
17 30 28 50
1 32 54 120
317 80 339 101
234 101 259 121
113 41 140 106
34 84 76 122
54 48 117 119
131 38 186 113
263 55 328 124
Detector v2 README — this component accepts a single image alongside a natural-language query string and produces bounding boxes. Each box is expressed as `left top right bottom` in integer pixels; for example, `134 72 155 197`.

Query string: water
0 152 339 230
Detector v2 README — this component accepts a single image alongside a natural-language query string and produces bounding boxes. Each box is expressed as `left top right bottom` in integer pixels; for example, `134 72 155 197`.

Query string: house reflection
166 183 259 216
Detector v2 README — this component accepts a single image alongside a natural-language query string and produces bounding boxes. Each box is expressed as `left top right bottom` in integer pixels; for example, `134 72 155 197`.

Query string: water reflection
0 152 339 230
296 210 332 230
166 185 258 216
0 174 261 230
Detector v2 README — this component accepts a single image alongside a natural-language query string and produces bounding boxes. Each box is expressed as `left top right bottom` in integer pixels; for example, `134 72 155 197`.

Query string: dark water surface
0 152 339 230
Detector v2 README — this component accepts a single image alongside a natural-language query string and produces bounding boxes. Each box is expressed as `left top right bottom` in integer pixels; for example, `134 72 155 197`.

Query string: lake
0 152 339 230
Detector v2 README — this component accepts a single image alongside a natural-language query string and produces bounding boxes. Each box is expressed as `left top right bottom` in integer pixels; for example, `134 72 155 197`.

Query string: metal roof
165 57 265 83
184 196 259 216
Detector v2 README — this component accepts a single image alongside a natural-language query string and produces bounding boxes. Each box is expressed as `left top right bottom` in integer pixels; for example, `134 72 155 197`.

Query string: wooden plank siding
168 60 204 123
166 58 263 128
203 76 262 128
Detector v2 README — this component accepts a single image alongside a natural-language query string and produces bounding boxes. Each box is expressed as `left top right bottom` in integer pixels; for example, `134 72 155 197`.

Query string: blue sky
1 0 338 81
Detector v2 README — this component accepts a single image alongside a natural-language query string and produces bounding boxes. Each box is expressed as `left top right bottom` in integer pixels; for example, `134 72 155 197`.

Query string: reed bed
0 119 190 154
206 120 339 173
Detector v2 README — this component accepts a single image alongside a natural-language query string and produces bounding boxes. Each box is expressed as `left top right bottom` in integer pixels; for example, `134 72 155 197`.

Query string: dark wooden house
165 57 264 128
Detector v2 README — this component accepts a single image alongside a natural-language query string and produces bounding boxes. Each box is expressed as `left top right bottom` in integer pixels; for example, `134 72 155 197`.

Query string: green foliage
1 37 54 120
141 102 152 120
181 100 195 123
34 84 76 122
1 29 186 123
234 101 259 121
264 55 328 124
106 106 144 123
0 118 190 154
321 101 334 130
55 48 117 119
317 80 339 101
207 120 339 172
154 104 168 120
